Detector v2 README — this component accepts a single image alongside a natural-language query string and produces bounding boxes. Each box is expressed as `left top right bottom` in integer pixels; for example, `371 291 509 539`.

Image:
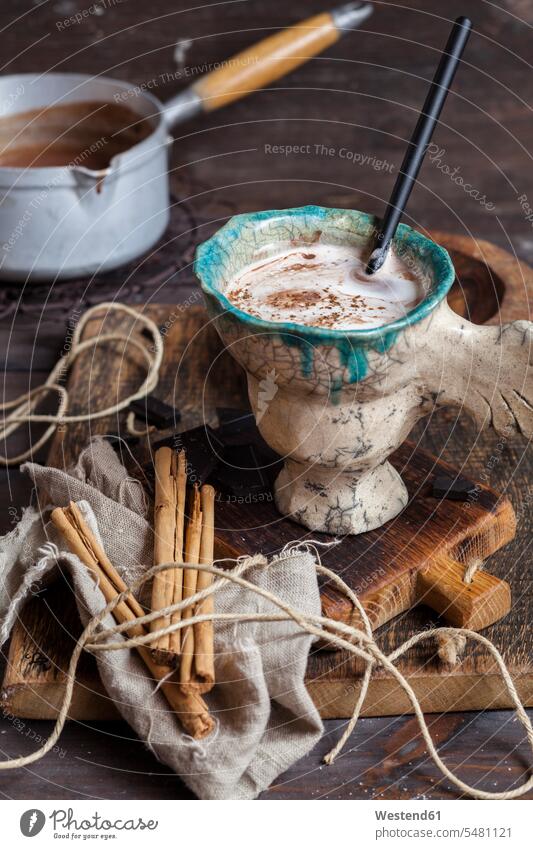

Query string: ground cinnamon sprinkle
285 263 319 272
265 289 322 309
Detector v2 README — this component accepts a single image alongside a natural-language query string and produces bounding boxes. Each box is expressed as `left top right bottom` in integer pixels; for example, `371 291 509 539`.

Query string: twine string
434 556 484 664
0 303 164 466
0 554 531 800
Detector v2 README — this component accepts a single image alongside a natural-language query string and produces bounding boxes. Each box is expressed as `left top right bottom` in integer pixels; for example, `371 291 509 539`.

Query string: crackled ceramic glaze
195 206 533 535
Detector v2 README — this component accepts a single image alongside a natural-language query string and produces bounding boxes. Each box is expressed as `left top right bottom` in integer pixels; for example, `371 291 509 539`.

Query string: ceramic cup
195 206 532 535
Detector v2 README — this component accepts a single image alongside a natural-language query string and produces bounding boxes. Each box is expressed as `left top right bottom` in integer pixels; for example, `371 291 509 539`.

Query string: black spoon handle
366 16 472 274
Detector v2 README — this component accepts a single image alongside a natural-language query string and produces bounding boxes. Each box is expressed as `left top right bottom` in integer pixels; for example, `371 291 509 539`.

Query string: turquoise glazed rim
194 205 455 342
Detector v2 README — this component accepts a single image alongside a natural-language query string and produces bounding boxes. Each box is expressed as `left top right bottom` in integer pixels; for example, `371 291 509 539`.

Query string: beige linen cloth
0 438 323 799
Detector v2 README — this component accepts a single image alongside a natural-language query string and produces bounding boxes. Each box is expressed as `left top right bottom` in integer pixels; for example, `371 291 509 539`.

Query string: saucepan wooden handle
192 3 372 112
416 555 511 630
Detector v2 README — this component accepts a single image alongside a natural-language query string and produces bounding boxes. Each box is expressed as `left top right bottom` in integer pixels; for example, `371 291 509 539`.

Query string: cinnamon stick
179 485 202 692
193 484 216 693
150 447 178 665
51 504 214 739
169 451 186 655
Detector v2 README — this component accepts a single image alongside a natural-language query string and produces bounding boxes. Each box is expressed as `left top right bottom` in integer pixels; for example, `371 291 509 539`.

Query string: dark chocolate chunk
214 408 279 462
154 424 224 485
215 408 257 447
104 432 139 447
432 474 476 502
213 444 273 498
130 396 181 430
216 407 255 435
151 418 282 493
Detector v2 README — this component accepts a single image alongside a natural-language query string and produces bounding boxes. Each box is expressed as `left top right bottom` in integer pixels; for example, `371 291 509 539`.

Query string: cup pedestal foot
274 459 408 535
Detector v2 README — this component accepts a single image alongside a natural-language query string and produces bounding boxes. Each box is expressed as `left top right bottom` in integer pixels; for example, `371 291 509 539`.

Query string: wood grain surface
0 0 532 800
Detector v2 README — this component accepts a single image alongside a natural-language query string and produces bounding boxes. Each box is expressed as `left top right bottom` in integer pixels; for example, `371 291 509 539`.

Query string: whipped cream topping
225 242 425 330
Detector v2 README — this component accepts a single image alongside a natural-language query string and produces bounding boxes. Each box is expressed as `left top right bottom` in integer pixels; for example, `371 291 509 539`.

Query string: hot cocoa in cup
225 242 425 330
196 206 533 535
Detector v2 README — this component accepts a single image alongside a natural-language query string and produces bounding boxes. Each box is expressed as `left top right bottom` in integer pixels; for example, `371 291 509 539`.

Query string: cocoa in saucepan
0 100 153 169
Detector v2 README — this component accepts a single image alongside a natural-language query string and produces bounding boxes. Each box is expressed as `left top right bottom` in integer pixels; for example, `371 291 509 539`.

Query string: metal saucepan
0 2 372 281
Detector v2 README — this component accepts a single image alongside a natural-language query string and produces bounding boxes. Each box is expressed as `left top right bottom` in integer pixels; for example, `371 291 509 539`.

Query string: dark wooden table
0 0 532 800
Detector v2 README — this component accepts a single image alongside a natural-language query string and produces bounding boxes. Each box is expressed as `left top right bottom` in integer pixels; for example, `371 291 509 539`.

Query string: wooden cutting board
2 233 532 719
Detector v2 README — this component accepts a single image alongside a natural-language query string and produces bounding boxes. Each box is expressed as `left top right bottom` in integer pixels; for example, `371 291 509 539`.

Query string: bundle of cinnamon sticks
150 447 215 694
52 476 214 739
